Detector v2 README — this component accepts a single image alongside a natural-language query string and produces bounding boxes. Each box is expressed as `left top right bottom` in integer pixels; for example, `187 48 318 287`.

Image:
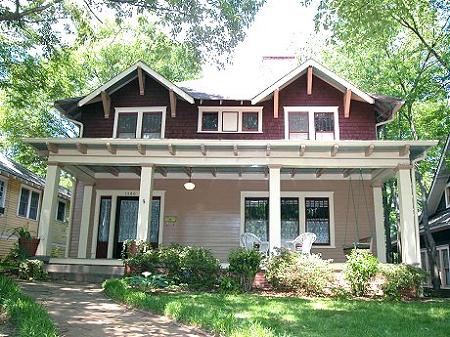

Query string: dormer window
284 106 339 140
113 107 166 139
198 107 263 133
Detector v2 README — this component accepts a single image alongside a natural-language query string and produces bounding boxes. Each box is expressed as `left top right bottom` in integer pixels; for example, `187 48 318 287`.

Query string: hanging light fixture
184 167 195 191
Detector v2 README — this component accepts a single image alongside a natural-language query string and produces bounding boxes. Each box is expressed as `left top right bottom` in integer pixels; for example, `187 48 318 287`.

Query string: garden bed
0 275 58 337
103 278 450 337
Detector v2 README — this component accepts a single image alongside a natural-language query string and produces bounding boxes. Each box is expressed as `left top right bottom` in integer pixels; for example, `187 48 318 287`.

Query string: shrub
266 249 333 295
18 260 47 281
126 272 169 291
345 249 379 296
228 248 264 291
381 264 426 299
217 274 242 293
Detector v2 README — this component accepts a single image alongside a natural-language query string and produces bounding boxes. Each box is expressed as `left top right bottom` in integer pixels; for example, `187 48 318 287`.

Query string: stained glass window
244 198 269 241
242 112 259 131
202 112 219 131
142 112 162 138
305 198 330 245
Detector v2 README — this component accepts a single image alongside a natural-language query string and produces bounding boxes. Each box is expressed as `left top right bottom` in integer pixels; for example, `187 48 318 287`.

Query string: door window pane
56 201 66 221
117 113 138 138
18 188 29 217
222 111 239 132
142 112 162 139
289 111 309 140
98 197 112 242
281 198 299 247
305 198 330 245
150 197 161 244
314 112 335 140
117 199 139 242
29 191 40 220
244 198 269 241
202 112 219 131
242 112 259 131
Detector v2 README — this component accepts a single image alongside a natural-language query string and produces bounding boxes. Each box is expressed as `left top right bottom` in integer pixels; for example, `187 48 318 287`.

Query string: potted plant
9 227 40 257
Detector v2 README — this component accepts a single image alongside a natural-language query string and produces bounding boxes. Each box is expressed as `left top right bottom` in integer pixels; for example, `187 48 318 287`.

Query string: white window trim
284 106 340 140
240 191 335 248
421 244 450 289
197 106 263 133
56 199 68 222
17 185 41 221
90 189 165 259
445 182 450 208
113 106 167 139
0 177 8 215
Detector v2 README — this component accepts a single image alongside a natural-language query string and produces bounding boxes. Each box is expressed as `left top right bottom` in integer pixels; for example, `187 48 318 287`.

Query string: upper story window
0 178 7 215
284 106 339 140
18 186 40 221
198 107 263 133
113 107 166 139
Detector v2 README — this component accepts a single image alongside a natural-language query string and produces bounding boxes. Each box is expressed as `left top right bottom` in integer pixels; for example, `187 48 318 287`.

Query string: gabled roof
427 134 450 215
78 61 195 107
251 59 375 105
0 153 70 199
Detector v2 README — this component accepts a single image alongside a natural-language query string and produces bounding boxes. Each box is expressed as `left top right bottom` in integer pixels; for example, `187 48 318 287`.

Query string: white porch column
269 165 281 253
373 185 386 263
37 164 61 256
397 167 420 265
137 165 154 241
77 184 94 258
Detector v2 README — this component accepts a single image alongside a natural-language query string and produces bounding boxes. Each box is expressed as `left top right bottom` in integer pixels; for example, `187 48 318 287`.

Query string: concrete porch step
45 264 125 283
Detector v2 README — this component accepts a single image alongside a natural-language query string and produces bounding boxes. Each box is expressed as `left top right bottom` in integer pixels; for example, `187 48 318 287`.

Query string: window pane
142 112 162 139
442 248 450 287
289 111 309 139
305 198 330 245
98 197 112 242
222 111 239 132
245 198 269 241
201 112 219 131
29 191 39 220
242 112 259 131
281 198 299 247
18 188 29 217
150 197 161 244
57 201 66 221
117 113 138 138
0 180 5 207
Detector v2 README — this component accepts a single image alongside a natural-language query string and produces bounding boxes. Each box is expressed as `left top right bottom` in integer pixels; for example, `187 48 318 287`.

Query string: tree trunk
415 169 440 290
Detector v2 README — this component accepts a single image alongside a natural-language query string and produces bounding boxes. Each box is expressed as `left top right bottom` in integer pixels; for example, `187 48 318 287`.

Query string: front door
112 196 162 258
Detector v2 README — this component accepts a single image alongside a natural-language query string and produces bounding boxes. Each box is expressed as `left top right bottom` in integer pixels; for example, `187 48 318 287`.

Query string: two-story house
24 59 436 268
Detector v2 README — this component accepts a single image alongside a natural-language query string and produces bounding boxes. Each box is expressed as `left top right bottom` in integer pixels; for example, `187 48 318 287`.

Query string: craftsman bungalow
24 59 436 268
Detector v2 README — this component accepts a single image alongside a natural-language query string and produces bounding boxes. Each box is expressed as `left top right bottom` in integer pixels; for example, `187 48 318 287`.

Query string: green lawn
103 279 450 337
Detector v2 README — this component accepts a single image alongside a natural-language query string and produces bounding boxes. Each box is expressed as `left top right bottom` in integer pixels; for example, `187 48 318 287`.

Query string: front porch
25 138 435 266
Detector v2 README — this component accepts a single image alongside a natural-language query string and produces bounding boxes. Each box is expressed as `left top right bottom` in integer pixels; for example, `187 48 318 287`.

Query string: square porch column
397 166 420 266
373 185 387 263
36 164 61 256
137 165 154 241
269 165 281 253
78 184 94 258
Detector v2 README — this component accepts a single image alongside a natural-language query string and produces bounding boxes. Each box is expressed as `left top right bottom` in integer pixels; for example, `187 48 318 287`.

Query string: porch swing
342 168 375 256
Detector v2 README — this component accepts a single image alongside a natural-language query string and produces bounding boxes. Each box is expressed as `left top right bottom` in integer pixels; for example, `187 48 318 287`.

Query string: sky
202 0 322 78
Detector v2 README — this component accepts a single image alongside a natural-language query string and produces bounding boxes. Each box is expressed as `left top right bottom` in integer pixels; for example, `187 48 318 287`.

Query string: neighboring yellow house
0 153 71 257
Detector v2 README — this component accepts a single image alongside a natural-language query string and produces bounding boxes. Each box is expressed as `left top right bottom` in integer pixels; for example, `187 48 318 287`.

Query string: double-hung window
56 200 67 222
0 178 7 215
114 107 166 139
198 107 263 133
284 106 339 140
18 187 40 220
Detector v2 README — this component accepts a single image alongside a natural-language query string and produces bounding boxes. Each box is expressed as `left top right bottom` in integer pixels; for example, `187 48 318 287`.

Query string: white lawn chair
240 233 269 255
288 232 317 254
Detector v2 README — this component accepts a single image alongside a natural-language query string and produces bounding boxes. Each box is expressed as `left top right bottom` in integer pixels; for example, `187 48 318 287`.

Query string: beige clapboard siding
71 178 377 263
68 180 84 257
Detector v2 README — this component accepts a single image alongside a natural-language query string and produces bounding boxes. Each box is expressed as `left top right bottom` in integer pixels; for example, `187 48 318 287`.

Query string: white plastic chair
240 233 269 254
288 232 317 254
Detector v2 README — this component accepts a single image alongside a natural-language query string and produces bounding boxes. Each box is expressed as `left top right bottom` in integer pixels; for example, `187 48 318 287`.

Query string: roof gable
427 134 450 214
251 59 375 105
78 61 195 107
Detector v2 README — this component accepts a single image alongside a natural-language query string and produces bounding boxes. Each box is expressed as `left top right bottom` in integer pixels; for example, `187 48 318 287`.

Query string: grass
0 275 58 337
104 278 450 337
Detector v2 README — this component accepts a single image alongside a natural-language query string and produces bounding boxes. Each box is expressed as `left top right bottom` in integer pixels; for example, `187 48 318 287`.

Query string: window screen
117 113 138 138
244 198 269 241
141 112 162 139
305 198 330 245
